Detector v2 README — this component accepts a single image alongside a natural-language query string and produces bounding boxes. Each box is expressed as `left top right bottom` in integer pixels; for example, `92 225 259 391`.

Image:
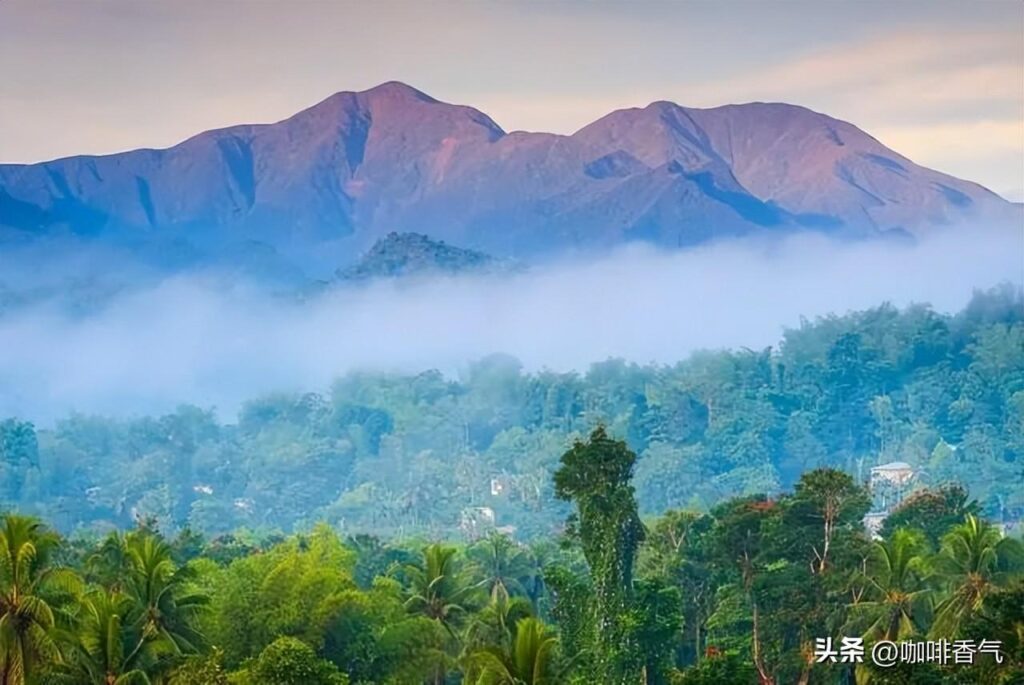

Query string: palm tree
405 544 482 685
52 590 153 685
0 514 79 685
404 544 481 635
465 617 565 685
121 535 207 665
929 514 1024 639
467 533 534 599
463 582 534 658
85 533 131 591
848 528 932 643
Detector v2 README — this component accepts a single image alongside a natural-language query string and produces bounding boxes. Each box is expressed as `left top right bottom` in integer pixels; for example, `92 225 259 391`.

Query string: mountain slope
0 82 1015 272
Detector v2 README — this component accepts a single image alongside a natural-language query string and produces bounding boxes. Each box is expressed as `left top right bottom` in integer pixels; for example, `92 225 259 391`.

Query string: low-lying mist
1 227 1021 423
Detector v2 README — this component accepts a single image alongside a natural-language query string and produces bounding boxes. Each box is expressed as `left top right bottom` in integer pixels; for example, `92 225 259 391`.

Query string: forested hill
336 232 498 281
0 285 1021 537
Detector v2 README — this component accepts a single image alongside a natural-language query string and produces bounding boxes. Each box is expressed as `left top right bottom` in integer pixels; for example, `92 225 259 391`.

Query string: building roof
871 461 912 472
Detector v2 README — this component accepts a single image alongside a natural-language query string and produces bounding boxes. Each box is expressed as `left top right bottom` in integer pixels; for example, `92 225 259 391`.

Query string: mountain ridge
0 81 1016 275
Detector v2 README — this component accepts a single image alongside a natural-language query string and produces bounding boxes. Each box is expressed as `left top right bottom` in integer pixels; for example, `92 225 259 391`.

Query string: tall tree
404 544 481 685
787 469 870 575
709 497 778 685
553 426 645 684
929 513 1024 639
0 515 75 685
122 535 207 662
848 529 931 643
639 511 714 667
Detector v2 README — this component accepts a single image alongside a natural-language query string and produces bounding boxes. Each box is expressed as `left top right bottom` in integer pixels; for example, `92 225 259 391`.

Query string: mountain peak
0 84 1015 267
361 81 436 101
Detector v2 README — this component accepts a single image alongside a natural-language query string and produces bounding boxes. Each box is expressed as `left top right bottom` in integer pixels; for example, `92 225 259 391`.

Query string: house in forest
863 461 918 539
459 506 496 539
869 461 916 510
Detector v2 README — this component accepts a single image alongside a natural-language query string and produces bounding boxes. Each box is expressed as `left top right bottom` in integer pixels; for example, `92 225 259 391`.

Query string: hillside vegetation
1 285 1020 539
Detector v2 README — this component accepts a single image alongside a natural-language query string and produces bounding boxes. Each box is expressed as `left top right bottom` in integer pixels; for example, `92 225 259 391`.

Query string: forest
0 433 1021 684
1 285 1021 538
0 284 1022 683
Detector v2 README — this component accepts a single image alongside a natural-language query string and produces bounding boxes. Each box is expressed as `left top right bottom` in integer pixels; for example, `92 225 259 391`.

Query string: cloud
0 227 1020 424
872 119 1024 200
681 31 1021 113
672 30 1023 197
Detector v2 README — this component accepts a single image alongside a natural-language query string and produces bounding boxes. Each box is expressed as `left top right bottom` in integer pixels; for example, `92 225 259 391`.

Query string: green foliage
168 647 230 685
404 543 481 633
0 290 1020 683
243 637 348 685
4 292 1022 543
670 652 756 685
204 525 355 666
0 468 1021 684
0 515 67 685
464 616 564 685
849 529 933 643
881 484 979 547
929 514 1024 639
554 427 646 684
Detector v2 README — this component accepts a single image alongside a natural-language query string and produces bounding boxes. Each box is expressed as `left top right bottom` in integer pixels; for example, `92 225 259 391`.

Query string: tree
245 637 347 685
404 544 481 685
709 497 779 685
929 514 1024 639
639 511 714 667
956 580 1024 684
52 589 155 685
205 526 354 667
786 469 870 575
0 421 38 504
880 484 979 547
553 426 645 684
848 529 931 643
465 617 565 685
467 533 534 599
167 647 229 685
463 583 534 659
404 544 480 635
0 515 75 685
671 652 756 685
631 578 683 685
122 535 207 659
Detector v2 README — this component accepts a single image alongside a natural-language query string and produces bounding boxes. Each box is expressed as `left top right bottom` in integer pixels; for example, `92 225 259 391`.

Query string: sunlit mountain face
1 81 1018 283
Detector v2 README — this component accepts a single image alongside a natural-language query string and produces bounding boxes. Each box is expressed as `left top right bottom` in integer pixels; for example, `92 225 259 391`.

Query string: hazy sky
1 1 1022 200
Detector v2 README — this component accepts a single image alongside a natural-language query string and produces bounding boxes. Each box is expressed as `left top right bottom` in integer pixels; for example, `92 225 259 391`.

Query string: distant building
863 461 918 537
863 511 888 540
459 506 496 539
870 461 916 510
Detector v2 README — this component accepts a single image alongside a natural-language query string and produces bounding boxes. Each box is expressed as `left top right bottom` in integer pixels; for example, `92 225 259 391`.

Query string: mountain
0 81 1016 274
337 232 497 281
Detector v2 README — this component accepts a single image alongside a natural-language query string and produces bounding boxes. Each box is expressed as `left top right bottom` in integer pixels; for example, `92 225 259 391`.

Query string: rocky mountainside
0 82 1016 272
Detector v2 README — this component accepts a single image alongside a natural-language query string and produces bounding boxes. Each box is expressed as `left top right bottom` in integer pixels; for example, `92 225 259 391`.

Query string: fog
1 227 1021 423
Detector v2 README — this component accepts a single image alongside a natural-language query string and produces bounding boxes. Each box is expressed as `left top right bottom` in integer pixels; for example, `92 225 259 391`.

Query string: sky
0 1 1022 200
